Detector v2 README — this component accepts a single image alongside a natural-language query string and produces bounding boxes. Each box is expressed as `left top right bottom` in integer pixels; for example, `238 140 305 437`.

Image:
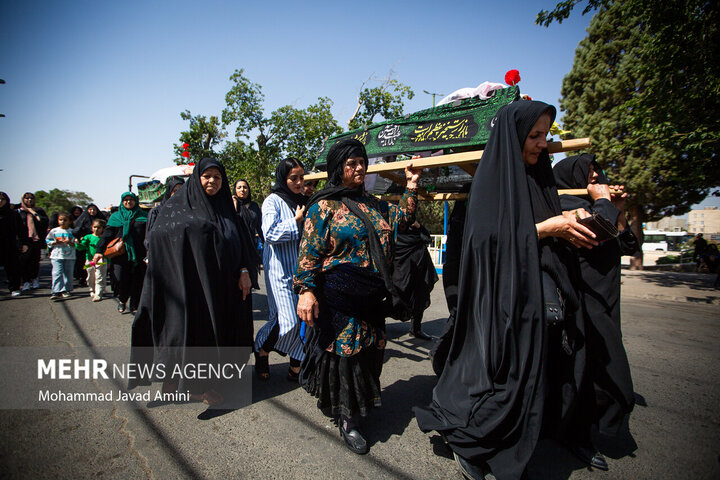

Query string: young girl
45 213 76 301
76 219 107 301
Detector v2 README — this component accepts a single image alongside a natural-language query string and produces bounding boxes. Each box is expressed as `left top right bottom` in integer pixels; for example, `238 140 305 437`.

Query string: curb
623 292 720 305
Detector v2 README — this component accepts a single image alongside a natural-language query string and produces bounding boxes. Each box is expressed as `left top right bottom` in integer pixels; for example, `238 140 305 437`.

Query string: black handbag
542 270 565 326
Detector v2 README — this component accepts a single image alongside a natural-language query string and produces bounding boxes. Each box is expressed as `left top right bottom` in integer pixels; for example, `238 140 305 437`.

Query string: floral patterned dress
294 189 417 356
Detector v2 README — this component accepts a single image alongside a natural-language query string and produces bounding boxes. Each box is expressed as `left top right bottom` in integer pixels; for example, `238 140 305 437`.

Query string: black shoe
340 425 368 455
117 303 126 314
568 444 609 471
410 329 432 340
453 452 495 480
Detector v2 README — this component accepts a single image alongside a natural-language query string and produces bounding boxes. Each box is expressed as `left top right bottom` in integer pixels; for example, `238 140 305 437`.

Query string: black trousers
20 240 42 283
112 256 146 310
1 249 22 292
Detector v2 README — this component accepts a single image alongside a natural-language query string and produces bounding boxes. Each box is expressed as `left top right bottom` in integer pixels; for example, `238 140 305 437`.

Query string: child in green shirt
76 219 107 301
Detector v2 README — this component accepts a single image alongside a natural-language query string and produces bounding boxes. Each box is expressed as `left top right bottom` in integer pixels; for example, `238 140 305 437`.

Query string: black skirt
303 345 383 418
300 264 387 418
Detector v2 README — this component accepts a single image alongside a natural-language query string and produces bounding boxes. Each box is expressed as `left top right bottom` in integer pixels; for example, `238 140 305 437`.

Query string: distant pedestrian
17 192 48 291
693 233 708 270
392 220 438 340
45 213 76 301
69 205 87 286
72 203 106 239
232 178 263 259
94 192 147 314
302 179 318 197
0 192 29 296
76 218 107 302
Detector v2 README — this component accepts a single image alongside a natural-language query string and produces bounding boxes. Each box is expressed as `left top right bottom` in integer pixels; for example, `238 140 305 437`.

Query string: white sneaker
31 278 40 289
21 282 31 292
11 290 21 297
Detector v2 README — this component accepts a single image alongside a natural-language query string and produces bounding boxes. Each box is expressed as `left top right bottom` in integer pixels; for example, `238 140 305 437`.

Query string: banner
315 86 520 170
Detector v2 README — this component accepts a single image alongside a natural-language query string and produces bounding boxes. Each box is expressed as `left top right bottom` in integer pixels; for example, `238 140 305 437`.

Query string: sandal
254 351 270 380
189 390 224 406
287 366 300 382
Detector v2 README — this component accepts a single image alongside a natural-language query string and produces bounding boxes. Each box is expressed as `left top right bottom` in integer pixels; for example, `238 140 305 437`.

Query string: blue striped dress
254 193 305 360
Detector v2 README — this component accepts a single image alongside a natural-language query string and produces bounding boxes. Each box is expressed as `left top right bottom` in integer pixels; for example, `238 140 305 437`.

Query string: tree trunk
628 204 644 270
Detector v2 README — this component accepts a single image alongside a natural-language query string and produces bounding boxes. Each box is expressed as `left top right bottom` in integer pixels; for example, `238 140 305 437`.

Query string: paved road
0 264 718 479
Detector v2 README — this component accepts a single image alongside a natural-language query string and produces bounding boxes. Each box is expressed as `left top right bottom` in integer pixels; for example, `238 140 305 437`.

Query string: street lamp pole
423 89 444 108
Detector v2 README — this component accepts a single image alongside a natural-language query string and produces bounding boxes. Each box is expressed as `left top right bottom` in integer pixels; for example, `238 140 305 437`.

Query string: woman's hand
92 253 104 264
586 183 611 202
405 163 422 190
297 290 319 327
238 271 252 300
294 205 306 223
232 195 239 210
536 209 599 248
609 184 628 211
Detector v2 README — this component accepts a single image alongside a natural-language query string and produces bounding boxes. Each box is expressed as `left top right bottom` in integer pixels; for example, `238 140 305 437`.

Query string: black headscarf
163 177 186 203
72 203 105 238
271 158 307 211
415 100 583 479
306 138 368 208
234 179 252 205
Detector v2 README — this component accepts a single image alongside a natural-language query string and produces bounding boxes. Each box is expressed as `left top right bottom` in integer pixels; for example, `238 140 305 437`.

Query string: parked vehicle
642 230 692 252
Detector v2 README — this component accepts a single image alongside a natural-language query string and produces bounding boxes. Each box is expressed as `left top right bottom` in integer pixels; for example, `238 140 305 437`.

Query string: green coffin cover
314 86 520 170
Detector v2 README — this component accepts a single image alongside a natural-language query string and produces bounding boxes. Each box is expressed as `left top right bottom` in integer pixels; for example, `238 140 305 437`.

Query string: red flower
505 69 521 86
181 151 190 158
182 143 189 149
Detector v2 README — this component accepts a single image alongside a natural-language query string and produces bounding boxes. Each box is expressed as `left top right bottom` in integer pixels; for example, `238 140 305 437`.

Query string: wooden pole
304 138 592 181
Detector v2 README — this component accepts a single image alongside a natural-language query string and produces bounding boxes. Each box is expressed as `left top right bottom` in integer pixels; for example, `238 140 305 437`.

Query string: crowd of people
1 98 678 479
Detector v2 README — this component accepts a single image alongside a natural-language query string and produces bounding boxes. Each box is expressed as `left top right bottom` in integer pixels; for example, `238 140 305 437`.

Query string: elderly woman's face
200 167 223 196
587 164 600 185
122 197 136 209
341 156 366 188
235 181 250 199
522 113 551 165
286 166 305 195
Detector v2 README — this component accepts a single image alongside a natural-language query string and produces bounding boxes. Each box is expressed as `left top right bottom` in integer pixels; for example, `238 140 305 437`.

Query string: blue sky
1 0 717 211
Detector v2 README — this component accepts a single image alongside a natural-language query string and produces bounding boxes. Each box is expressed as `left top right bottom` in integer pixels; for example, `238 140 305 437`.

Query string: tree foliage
536 0 609 26
174 69 342 200
347 73 415 130
34 189 94 215
544 0 719 225
172 111 225 164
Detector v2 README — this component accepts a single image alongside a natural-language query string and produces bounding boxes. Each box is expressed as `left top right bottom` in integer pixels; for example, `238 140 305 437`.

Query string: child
76 219 107 301
45 213 76 301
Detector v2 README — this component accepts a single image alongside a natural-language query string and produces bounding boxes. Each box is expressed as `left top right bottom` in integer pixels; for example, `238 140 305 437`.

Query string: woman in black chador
415 100 600 480
392 220 438 339
553 154 637 439
129 158 258 406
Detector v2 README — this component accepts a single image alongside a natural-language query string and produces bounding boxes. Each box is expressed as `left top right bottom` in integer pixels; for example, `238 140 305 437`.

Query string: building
688 207 720 235
645 216 687 232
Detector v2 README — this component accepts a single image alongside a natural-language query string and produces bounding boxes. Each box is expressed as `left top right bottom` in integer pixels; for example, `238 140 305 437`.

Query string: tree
34 189 94 215
219 69 342 197
540 0 720 267
347 72 415 130
172 111 225 164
